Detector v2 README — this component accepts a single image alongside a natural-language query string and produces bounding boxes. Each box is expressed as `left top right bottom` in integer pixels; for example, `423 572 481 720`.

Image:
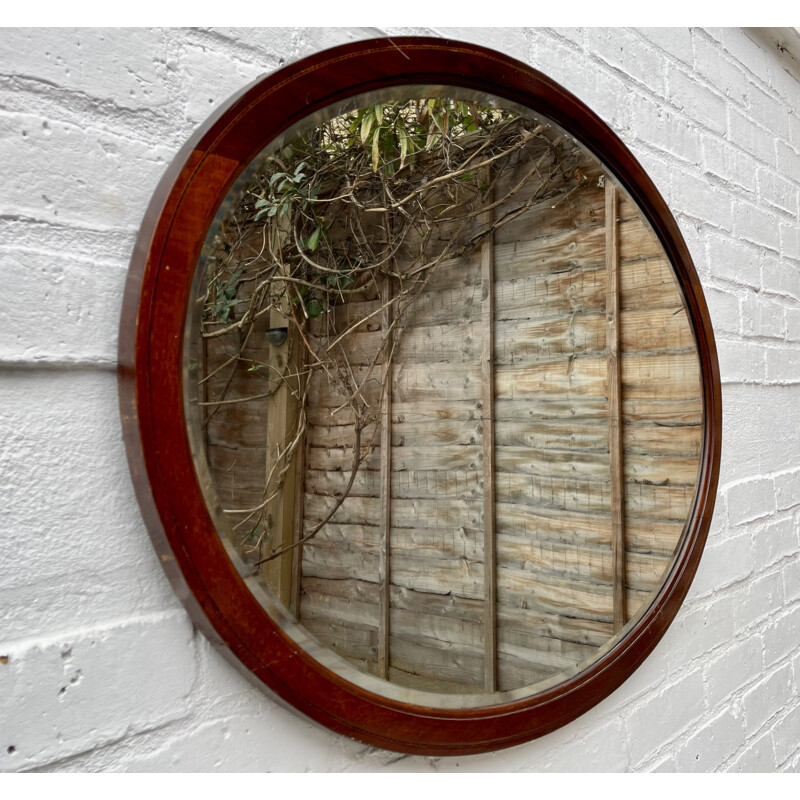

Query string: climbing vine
195 97 588 569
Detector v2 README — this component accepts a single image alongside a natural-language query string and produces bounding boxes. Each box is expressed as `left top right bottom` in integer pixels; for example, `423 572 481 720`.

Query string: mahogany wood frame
118 37 722 756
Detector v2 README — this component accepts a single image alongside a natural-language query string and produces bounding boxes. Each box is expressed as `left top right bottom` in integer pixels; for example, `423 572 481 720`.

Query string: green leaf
374 104 383 125
307 298 324 318
306 226 322 252
360 111 374 144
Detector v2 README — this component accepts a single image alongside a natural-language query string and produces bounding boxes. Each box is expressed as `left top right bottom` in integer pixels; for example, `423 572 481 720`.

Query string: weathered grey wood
290 358 307 618
606 181 626 633
305 493 482 531
481 185 498 691
203 135 707 692
378 275 393 678
497 565 650 622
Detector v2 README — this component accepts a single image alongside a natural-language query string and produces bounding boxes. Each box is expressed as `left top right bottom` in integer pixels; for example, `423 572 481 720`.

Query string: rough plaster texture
1 27 799 773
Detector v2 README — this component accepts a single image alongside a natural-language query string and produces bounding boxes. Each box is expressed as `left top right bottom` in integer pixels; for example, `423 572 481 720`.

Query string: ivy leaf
307 298 324 318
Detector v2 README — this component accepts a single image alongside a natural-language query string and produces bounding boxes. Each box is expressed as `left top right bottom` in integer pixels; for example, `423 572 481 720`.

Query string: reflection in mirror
184 91 702 701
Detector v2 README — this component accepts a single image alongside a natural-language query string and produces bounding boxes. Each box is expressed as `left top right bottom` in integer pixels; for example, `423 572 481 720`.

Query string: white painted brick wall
1 27 798 772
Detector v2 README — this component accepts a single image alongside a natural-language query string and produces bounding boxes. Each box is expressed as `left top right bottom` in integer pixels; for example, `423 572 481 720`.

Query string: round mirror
120 38 721 754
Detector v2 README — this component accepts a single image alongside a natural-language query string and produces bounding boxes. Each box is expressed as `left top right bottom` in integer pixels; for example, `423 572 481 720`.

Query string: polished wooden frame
118 37 721 756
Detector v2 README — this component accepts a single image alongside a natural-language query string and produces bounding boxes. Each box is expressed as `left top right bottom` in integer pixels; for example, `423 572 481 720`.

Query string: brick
180 45 266 127
662 593 735 675
729 729 776 772
757 167 800 215
672 705 747 771
696 532 753 594
773 703 800 764
0 110 172 230
0 28 169 110
747 85 791 139
781 223 800 263
703 633 762 709
634 152 674 208
546 28 585 48
730 108 778 167
762 256 800 301
637 27 694 66
743 664 794 731
673 170 733 229
206 27 346 66
763 605 800 667
0 216 136 266
625 668 706 765
0 371 163 600
734 570 785 631
753 516 798 565
109 710 359 773
704 286 741 335
723 29 771 79
717 338 764 383
0 249 125 363
702 136 757 193
668 65 727 134
766 346 800 384
775 469 800 512
630 91 702 164
692 531 755 598
783 555 800 603
720 384 800 483
582 64 634 136
674 214 706 271
791 113 800 150
706 492 728 542
734 201 781 251
708 234 760 288
726 476 776 525
786 308 800 342
770 57 800 104
692 34 748 108
540 716 629 772
741 292 785 339
435 28 531 64
650 754 679 771
776 141 800 183
592 28 665 94
0 613 194 769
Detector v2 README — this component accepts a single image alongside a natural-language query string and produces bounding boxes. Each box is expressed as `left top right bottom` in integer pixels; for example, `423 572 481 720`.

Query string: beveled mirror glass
184 88 703 702
121 38 720 753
